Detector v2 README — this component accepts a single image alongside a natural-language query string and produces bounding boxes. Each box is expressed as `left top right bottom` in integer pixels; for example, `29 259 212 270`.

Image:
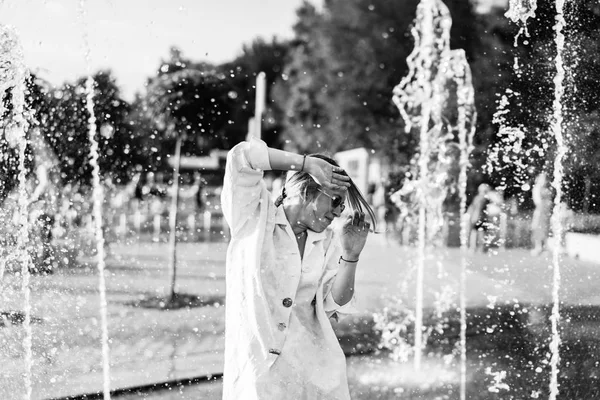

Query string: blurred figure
27 128 61 273
372 180 400 244
383 188 400 243
486 188 505 249
101 176 121 257
130 171 144 212
193 172 206 213
366 182 377 206
389 180 418 245
531 172 552 255
504 195 527 248
467 183 491 252
556 201 574 252
372 181 387 227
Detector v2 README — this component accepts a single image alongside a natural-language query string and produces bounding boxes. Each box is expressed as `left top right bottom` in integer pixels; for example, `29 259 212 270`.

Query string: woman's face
300 187 347 232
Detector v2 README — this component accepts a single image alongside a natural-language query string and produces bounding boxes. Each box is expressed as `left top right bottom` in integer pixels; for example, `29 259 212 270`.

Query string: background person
27 128 61 273
467 183 491 252
221 137 375 400
531 172 553 255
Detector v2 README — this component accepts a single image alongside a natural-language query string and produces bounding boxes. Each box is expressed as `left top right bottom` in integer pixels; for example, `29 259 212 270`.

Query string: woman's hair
275 154 377 228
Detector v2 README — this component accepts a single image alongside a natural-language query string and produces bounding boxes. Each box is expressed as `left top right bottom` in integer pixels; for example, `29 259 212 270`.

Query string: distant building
167 150 228 187
334 148 383 197
473 0 508 14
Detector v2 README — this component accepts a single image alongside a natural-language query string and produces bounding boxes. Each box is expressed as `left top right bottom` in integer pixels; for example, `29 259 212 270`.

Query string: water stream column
0 25 34 400
548 0 566 398
78 1 111 398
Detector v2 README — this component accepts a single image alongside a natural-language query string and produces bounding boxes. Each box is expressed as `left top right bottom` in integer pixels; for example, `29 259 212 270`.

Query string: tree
219 37 290 149
274 0 478 162
141 50 241 301
32 70 137 186
142 51 237 160
477 0 600 209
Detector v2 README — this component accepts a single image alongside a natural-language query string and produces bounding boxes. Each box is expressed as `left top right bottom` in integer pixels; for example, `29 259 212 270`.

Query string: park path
3 234 597 399
356 234 600 312
113 235 600 400
107 236 600 397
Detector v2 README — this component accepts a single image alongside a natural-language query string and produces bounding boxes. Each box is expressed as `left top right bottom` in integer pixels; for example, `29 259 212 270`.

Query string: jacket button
277 322 286 331
282 298 293 308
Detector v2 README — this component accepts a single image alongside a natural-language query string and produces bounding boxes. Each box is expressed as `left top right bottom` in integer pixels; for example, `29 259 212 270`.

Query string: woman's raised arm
267 147 351 191
222 137 351 237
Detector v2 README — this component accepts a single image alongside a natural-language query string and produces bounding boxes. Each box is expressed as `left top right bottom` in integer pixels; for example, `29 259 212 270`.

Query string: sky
0 0 320 100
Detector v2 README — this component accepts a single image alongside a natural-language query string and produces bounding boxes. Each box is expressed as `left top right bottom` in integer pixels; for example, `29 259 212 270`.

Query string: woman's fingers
344 213 370 233
352 210 364 226
332 177 351 188
333 173 350 182
331 168 351 188
362 221 371 232
323 181 344 191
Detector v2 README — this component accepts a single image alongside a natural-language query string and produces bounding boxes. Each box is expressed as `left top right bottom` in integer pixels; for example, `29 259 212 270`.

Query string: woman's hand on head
304 157 351 191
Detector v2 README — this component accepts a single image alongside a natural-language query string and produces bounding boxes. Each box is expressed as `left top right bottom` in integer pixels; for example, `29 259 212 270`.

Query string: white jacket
220 137 357 398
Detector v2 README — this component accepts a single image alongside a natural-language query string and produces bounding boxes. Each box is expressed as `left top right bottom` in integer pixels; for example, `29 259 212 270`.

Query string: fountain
392 4 476 393
392 0 451 370
451 51 477 400
548 1 566 398
1 5 112 398
0 0 595 398
387 0 574 398
0 24 34 400
78 0 112 398
497 0 566 398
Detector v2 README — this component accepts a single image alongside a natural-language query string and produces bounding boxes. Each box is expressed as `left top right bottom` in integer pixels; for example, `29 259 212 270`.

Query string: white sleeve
220 137 272 238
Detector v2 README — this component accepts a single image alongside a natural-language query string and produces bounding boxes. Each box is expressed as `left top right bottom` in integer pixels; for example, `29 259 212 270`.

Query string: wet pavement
1 234 599 399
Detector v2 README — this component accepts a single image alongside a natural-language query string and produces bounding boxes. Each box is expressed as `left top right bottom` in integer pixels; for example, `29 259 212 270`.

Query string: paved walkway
3 234 599 399
114 238 597 395
111 236 600 399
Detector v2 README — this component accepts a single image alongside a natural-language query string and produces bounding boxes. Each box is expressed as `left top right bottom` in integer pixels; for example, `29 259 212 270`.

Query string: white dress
221 137 356 400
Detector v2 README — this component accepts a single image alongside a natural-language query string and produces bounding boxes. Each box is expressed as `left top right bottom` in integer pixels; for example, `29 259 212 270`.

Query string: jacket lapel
304 229 327 260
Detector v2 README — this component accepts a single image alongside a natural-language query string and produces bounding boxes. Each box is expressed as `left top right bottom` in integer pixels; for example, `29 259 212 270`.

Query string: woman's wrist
302 155 314 175
341 253 360 262
266 147 307 173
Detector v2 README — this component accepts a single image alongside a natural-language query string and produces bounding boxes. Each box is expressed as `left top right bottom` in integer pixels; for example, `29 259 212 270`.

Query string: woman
221 137 375 399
